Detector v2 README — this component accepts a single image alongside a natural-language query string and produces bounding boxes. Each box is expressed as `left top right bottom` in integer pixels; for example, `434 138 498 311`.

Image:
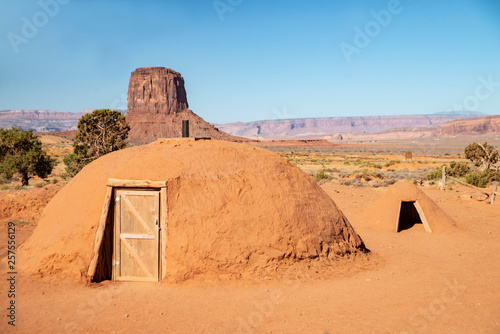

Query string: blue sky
1 0 499 123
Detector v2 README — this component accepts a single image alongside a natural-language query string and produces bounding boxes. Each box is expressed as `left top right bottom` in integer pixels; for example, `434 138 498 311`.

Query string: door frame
88 179 168 282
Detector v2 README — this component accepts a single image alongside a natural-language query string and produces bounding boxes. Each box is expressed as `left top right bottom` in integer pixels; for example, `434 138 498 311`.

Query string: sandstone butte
126 67 246 144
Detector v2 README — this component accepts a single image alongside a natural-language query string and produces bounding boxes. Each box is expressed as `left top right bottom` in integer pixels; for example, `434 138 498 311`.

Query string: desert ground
1 135 499 333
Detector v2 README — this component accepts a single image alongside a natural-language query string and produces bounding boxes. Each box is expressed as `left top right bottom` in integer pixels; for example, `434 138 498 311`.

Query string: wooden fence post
441 166 446 190
492 184 497 205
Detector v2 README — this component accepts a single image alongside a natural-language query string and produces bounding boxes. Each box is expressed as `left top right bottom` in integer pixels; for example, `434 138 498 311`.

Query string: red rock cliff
126 67 245 144
127 67 188 116
436 116 500 136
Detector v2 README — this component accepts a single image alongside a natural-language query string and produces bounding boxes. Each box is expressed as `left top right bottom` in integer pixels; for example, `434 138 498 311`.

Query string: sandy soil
1 180 499 333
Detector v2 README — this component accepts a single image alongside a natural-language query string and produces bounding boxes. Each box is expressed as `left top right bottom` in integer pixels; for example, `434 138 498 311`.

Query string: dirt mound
19 139 367 283
356 181 456 232
0 184 63 224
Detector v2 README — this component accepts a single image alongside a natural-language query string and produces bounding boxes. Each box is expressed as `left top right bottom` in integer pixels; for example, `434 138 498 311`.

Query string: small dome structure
357 181 456 233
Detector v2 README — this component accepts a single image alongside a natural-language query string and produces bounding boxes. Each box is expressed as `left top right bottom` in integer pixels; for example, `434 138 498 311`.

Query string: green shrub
490 170 500 182
427 166 443 180
361 162 382 169
427 162 471 180
447 161 470 177
465 170 490 188
314 169 331 180
384 160 400 168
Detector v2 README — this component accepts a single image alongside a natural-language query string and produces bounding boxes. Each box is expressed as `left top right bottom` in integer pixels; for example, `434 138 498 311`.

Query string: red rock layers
127 67 188 116
126 67 244 144
435 116 500 136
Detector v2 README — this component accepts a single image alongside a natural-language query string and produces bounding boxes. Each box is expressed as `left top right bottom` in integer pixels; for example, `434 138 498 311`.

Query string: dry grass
276 149 458 188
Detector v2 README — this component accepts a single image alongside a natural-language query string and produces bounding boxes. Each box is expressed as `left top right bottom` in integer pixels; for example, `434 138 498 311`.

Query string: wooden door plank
122 195 154 234
160 187 167 280
121 190 158 197
107 178 167 188
115 276 158 282
113 190 122 280
88 186 113 279
414 201 432 233
120 233 155 240
120 237 154 278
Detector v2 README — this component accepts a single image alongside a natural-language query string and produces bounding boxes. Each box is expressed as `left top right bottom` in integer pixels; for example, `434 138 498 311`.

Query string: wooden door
113 190 160 282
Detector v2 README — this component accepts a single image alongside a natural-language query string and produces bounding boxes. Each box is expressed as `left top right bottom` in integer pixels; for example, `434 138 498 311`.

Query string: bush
314 169 331 180
448 161 470 177
65 109 129 178
490 170 500 182
362 162 382 169
34 181 46 188
341 179 364 187
427 162 471 180
384 160 400 168
0 127 56 186
465 171 490 188
427 166 443 180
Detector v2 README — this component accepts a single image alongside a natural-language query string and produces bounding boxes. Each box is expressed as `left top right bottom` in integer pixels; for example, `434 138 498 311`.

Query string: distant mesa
217 114 487 138
435 115 500 136
0 110 82 132
126 66 245 144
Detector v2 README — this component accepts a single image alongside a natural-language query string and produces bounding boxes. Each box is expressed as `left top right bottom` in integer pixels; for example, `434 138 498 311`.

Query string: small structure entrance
113 190 160 282
88 179 168 283
396 201 431 233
